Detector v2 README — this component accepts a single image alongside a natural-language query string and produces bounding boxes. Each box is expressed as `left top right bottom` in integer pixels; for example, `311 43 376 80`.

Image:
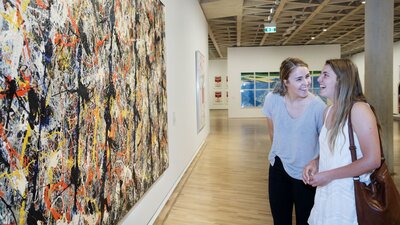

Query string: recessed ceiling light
311 37 315 40
361 0 366 4
323 28 327 32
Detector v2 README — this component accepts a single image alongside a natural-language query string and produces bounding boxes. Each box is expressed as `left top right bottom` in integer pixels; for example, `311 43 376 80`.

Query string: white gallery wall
351 41 400 114
208 60 228 109
227 45 341 118
121 0 209 224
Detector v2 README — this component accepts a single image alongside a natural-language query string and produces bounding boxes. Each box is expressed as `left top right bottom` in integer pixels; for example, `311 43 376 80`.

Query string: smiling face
318 64 338 100
284 66 311 98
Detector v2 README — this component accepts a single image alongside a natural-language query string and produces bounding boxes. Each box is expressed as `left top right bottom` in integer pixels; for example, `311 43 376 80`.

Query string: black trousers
269 156 316 225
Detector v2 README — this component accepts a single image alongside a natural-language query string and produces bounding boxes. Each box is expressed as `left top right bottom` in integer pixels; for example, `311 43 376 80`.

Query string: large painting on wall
0 0 168 224
241 71 324 108
195 50 205 133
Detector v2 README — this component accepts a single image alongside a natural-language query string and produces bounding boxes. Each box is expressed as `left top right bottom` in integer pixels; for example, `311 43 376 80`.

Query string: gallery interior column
365 0 394 171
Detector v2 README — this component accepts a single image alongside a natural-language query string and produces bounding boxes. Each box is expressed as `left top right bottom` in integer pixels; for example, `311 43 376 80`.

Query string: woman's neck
284 93 312 118
285 92 309 104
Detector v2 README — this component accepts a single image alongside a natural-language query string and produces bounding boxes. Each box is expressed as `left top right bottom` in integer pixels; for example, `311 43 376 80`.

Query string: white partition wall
227 45 341 118
121 0 209 224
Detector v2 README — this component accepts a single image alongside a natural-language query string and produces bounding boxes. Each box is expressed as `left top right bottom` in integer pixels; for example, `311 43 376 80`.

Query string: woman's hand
303 158 318 184
307 171 332 187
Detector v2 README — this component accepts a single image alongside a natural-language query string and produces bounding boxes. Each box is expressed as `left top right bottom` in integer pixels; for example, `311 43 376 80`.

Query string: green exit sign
264 26 276 33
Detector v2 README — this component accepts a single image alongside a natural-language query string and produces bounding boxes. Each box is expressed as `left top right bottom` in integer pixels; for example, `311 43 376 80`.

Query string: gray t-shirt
262 92 325 180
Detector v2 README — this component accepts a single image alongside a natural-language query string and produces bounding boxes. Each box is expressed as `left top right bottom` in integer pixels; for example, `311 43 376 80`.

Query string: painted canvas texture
0 0 168 224
195 50 205 133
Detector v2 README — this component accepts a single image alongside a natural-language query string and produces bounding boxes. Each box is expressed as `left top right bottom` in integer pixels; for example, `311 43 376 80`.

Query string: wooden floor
154 109 400 225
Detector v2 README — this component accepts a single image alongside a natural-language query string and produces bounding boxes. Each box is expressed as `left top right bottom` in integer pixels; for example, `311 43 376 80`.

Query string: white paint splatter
0 30 24 78
50 1 68 29
49 151 60 168
12 169 27 194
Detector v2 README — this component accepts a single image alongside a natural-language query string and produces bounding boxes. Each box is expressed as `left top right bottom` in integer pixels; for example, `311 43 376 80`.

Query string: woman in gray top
262 57 325 225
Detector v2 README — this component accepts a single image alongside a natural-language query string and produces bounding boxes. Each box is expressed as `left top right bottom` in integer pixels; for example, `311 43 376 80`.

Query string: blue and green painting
241 71 323 108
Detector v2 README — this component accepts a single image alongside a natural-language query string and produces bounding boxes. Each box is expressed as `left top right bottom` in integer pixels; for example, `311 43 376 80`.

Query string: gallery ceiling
200 0 400 59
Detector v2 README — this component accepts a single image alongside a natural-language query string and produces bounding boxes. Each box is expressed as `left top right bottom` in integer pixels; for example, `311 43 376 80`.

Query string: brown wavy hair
273 57 309 96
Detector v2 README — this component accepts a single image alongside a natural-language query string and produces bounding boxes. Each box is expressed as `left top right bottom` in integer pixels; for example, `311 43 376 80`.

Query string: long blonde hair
273 57 308 96
326 59 367 151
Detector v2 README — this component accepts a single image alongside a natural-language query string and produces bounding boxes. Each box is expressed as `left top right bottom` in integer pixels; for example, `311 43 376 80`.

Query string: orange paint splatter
36 0 48 9
44 182 69 220
0 74 31 99
67 8 80 36
95 35 110 52
16 8 23 28
0 124 20 169
23 32 31 59
85 169 94 186
44 186 61 220
54 33 78 48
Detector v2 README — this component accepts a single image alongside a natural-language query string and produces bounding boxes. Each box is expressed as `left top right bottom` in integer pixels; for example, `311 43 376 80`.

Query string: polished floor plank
155 109 400 225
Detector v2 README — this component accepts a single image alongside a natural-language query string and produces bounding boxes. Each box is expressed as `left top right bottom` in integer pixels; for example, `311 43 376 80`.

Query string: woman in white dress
302 59 381 225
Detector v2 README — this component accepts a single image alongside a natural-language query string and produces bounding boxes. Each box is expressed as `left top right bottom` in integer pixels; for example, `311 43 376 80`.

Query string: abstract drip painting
0 0 168 224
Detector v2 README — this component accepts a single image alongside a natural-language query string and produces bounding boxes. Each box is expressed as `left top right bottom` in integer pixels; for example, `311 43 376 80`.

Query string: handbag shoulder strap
347 107 358 162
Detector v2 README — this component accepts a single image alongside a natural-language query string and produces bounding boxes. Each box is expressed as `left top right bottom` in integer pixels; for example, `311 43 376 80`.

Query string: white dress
308 107 370 225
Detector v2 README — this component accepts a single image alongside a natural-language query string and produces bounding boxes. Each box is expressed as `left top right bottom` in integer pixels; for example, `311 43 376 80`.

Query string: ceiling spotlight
323 28 327 32
361 0 365 4
311 37 315 40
